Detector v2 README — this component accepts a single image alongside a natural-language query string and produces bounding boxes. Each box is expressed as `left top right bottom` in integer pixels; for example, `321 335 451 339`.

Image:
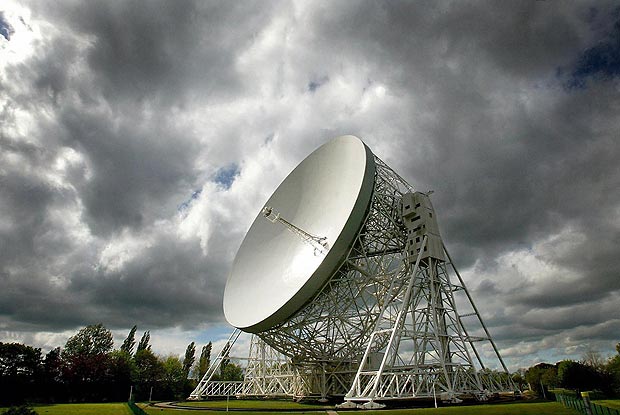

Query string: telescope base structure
240 335 353 400
191 154 515 403
343 252 515 406
189 334 357 400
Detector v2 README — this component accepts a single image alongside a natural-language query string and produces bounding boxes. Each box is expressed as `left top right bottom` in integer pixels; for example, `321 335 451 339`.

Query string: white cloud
1 0 619 372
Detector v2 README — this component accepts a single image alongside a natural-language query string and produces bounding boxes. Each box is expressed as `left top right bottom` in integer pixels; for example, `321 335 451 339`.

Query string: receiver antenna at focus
262 206 329 256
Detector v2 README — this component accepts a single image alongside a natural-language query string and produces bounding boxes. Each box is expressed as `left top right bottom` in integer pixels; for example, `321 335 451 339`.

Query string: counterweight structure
190 136 515 405
343 191 511 408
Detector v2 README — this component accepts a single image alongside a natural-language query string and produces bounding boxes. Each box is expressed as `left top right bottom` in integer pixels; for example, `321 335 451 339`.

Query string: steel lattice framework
191 154 515 403
256 157 411 387
190 330 242 399
241 334 307 398
343 247 514 408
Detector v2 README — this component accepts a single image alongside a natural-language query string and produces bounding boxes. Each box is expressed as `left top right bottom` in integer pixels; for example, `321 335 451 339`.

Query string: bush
4 405 38 415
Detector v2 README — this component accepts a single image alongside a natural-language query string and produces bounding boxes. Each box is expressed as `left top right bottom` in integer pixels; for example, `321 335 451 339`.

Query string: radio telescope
190 136 515 407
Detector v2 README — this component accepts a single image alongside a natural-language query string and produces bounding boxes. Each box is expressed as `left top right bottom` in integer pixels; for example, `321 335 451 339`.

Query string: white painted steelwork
341 191 514 406
241 335 308 398
189 329 241 400
257 156 414 369
194 381 244 397
194 136 515 403
262 207 329 256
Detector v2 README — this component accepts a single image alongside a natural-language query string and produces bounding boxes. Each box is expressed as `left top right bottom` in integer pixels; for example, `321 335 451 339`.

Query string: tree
541 366 558 389
512 369 526 391
557 360 603 392
136 331 151 353
525 363 554 397
0 342 42 378
220 363 244 381
42 347 63 402
607 343 620 395
182 342 195 378
161 356 185 399
582 349 605 371
121 325 137 355
134 349 163 400
0 342 42 405
107 350 135 401
197 342 212 380
61 324 114 401
62 323 113 359
43 348 62 382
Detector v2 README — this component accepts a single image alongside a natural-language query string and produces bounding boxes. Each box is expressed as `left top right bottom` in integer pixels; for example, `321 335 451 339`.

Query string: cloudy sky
1 0 619 371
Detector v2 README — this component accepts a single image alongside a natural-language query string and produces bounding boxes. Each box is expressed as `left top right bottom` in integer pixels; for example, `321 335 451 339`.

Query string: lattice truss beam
192 155 515 402
242 334 308 397
258 157 411 365
344 209 515 403
259 156 513 401
254 157 422 397
190 329 242 399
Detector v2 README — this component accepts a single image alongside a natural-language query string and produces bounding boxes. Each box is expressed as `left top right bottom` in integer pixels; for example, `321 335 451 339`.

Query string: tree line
512 343 620 398
0 323 242 405
5 324 619 405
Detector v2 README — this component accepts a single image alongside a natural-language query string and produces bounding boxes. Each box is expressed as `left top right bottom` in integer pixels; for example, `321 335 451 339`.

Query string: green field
178 399 331 409
595 399 620 409
145 401 579 415
1 401 579 415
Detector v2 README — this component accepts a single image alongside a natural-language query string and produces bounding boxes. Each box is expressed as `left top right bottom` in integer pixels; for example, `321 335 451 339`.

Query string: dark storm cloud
306 1 620 351
0 270 90 329
0 0 276 334
438 83 620 257
1 0 619 362
82 235 227 330
30 0 278 107
299 1 620 298
303 1 591 89
60 107 198 235
0 132 82 271
0 170 55 263
9 0 282 239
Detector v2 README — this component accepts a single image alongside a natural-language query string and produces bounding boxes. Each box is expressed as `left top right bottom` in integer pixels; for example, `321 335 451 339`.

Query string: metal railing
199 380 244 397
556 392 620 415
127 400 148 415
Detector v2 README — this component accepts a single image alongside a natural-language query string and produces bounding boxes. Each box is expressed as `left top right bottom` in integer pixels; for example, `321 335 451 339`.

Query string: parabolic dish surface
223 135 376 333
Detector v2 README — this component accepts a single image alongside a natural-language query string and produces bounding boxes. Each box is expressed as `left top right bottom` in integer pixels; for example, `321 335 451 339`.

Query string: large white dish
223 135 376 333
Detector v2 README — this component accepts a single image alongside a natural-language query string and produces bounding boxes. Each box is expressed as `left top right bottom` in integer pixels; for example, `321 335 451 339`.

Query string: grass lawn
178 399 331 409
1 401 580 415
142 401 579 415
1 403 133 415
595 399 620 409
